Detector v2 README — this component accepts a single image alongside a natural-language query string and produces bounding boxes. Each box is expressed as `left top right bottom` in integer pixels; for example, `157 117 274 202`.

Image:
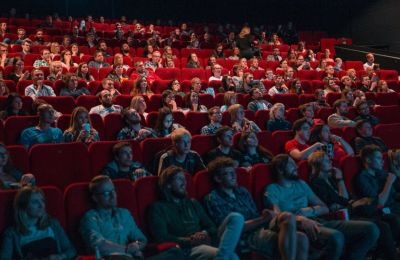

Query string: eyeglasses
95 189 116 197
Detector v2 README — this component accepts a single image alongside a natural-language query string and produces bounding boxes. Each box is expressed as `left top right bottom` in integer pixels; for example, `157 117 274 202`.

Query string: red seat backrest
76 95 101 111
375 93 399 106
8 145 29 174
375 123 400 149
191 134 218 157
271 130 294 155
140 137 172 168
103 113 124 140
155 68 181 80
29 143 91 190
185 112 210 134
374 105 400 124
251 163 274 210
4 116 39 145
255 110 270 130
340 155 362 193
181 68 206 81
40 96 76 114
272 94 299 108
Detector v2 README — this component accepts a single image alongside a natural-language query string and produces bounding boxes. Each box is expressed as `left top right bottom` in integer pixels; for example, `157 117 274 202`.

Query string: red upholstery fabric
4 116 39 145
103 113 124 140
251 163 274 210
185 112 210 134
29 143 91 189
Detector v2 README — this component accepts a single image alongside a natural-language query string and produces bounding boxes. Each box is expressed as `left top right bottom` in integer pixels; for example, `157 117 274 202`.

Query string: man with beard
264 154 380 260
205 157 309 259
327 99 356 128
88 50 110 69
354 120 388 154
89 90 122 118
120 42 133 59
247 87 272 112
268 75 289 96
32 29 47 45
285 118 324 161
150 165 244 259
157 128 206 176
117 108 156 141
80 175 182 258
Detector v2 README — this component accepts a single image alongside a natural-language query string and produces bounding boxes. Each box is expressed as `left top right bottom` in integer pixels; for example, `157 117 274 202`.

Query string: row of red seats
0 150 390 253
4 122 400 190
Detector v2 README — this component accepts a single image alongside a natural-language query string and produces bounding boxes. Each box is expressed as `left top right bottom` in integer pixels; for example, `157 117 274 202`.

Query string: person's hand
127 241 143 258
169 100 177 110
78 129 89 140
297 216 321 241
23 71 30 79
138 128 151 138
261 209 277 222
330 134 341 143
190 231 211 246
20 173 36 186
387 172 397 185
332 167 343 180
313 142 324 150
133 168 146 178
46 254 64 260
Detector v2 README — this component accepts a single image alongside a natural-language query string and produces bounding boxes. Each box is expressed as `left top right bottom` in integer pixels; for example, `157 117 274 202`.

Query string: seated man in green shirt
80 175 181 259
149 165 244 259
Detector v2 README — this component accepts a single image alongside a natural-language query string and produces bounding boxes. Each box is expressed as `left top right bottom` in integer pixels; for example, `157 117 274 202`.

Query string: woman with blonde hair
220 91 238 112
130 76 154 98
130 95 148 119
0 186 76 259
228 104 260 133
266 103 292 132
63 106 99 144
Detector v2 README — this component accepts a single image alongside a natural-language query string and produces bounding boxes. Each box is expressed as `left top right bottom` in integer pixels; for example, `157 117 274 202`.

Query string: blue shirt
19 127 64 149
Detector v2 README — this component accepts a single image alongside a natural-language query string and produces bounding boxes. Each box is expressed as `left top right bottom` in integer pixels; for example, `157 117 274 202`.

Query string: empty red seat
340 155 362 193
114 95 133 108
199 94 214 108
254 110 270 130
155 68 181 80
251 163 274 210
373 105 400 124
191 134 218 157
375 123 400 149
181 68 206 81
40 96 76 114
103 113 124 140
297 70 317 80
378 70 398 81
325 92 342 106
8 145 29 173
4 116 39 145
185 112 210 134
29 143 91 189
316 107 334 122
140 137 172 168
272 94 299 108
375 92 399 106
299 93 315 104
271 130 294 155
344 61 364 71
98 67 113 80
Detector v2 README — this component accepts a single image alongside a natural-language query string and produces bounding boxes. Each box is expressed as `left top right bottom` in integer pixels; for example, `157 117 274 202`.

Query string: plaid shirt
200 123 221 135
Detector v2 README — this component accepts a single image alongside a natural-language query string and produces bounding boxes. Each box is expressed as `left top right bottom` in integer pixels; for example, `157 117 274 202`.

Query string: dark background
3 0 400 52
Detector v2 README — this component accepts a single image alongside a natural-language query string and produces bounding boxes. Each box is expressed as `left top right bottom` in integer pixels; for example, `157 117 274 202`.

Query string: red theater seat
340 155 362 193
4 116 39 145
185 112 210 134
140 137 172 168
251 163 274 210
375 123 400 149
103 113 124 140
8 145 29 173
155 68 181 80
373 105 400 124
29 143 91 189
375 93 399 106
191 134 218 157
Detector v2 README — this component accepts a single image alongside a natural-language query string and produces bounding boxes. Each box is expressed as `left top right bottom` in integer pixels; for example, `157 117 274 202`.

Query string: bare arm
289 142 323 161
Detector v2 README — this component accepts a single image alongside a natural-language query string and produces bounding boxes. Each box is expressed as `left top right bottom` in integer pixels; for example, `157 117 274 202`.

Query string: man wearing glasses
80 175 182 258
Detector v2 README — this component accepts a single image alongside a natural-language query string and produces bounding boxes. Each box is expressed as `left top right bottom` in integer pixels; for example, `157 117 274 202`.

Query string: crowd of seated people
0 12 399 259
